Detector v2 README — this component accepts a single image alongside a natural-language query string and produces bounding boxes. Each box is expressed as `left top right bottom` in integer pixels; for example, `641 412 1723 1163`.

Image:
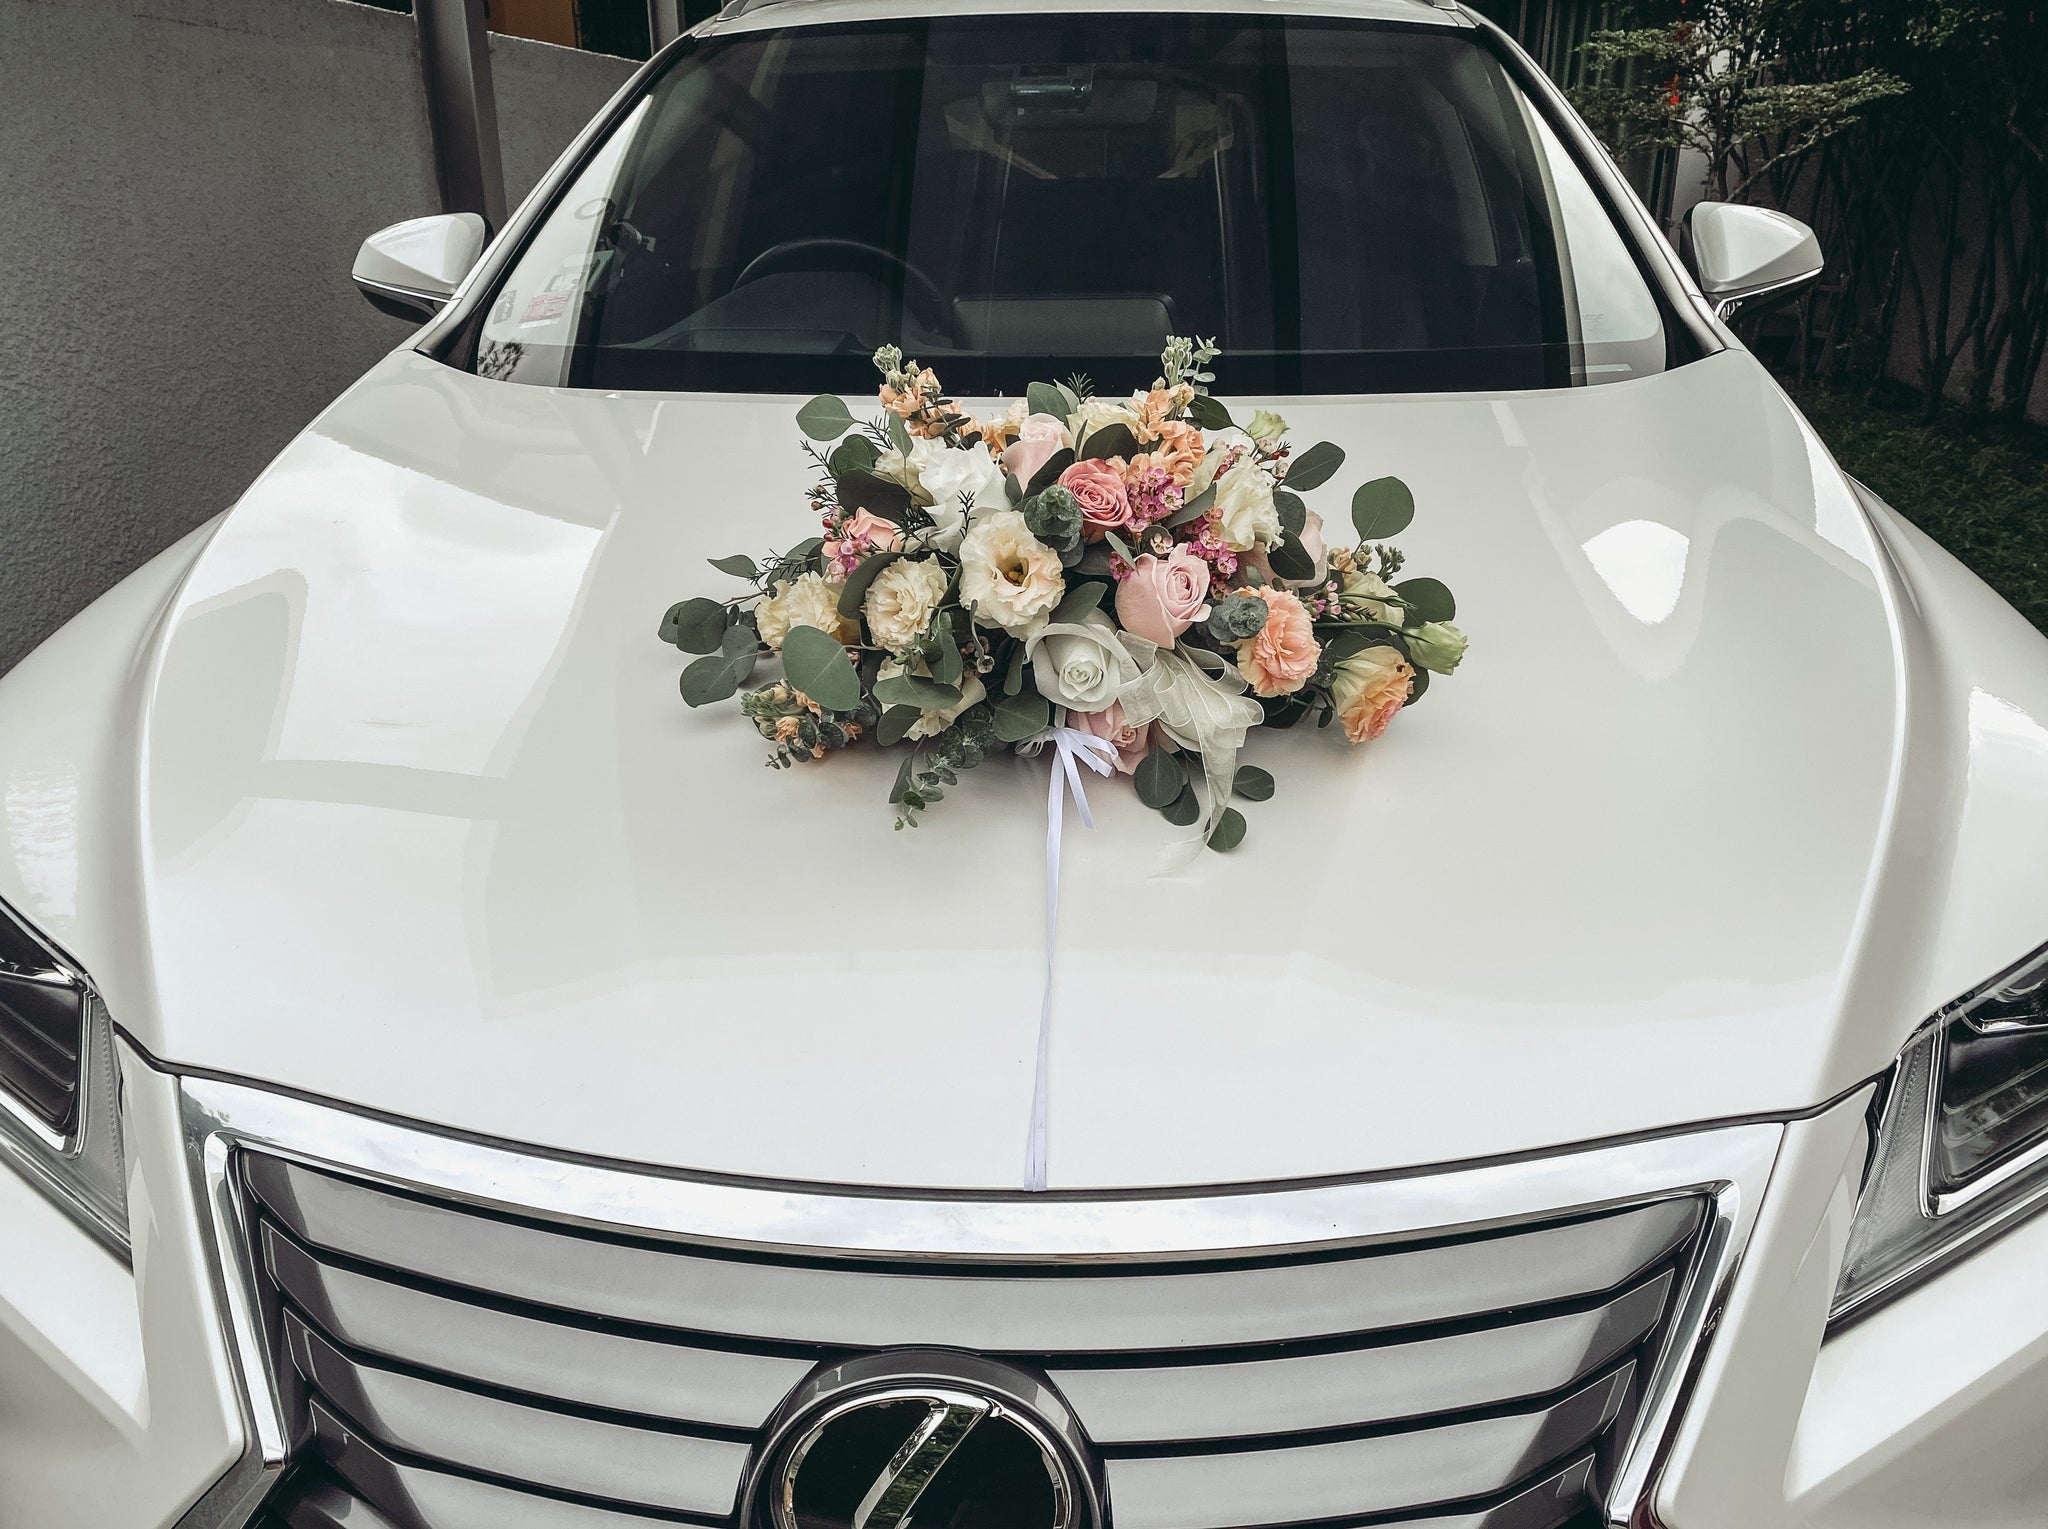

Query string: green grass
1787 381 2048 635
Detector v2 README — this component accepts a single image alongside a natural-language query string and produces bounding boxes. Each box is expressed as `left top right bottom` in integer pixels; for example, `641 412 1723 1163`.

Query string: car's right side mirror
1683 202 1823 321
352 212 489 323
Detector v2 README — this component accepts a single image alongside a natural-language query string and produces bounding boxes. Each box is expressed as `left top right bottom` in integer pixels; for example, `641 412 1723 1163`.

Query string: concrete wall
0 0 633 675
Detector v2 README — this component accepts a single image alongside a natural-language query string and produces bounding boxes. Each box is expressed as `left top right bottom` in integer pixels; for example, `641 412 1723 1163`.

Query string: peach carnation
1234 587 1320 697
1330 645 1415 743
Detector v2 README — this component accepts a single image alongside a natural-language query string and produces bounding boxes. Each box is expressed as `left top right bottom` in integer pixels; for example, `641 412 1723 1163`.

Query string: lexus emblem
748 1351 1106 1529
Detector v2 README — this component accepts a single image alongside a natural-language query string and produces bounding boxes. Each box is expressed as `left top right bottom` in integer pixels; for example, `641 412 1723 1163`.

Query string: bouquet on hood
659 338 1466 851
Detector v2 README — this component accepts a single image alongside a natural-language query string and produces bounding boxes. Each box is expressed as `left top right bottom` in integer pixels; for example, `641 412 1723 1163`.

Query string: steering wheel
732 237 954 338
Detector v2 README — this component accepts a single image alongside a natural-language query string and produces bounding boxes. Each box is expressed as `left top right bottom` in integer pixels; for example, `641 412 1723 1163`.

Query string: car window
472 14 1685 396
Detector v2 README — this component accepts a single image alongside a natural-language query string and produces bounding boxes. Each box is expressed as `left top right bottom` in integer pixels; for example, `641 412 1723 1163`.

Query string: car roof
703 0 1469 38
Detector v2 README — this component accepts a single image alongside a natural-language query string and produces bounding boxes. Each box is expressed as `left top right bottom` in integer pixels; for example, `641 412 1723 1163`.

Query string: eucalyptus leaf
1079 422 1137 462
1051 582 1107 624
1232 766 1276 802
837 550 905 619
1187 393 1233 431
1166 482 1218 528
1104 530 1136 566
660 598 729 654
1003 642 1027 696
796 394 856 442
783 536 825 570
1268 536 1317 582
992 690 1050 743
1352 476 1416 541
928 610 963 685
1073 543 1117 576
1134 748 1188 810
878 705 923 747
1274 489 1307 538
1208 807 1248 852
780 625 862 712
1160 786 1201 827
1027 448 1076 496
887 413 915 455
679 655 743 708
888 751 918 804
708 554 759 580
874 674 962 711
837 471 915 523
1026 381 1069 420
1393 577 1455 624
1285 441 1345 493
1006 472 1025 505
828 434 880 478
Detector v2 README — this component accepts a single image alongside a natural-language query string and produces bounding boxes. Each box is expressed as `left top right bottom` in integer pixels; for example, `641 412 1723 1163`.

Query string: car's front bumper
1 1044 2042 1529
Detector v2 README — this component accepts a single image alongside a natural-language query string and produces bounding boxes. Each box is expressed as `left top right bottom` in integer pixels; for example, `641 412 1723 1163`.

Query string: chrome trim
174 1071 1779 1529
1706 266 1822 322
353 274 452 323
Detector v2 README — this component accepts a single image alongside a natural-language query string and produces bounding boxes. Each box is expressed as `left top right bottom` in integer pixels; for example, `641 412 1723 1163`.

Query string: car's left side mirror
352 212 489 323
1683 202 1823 321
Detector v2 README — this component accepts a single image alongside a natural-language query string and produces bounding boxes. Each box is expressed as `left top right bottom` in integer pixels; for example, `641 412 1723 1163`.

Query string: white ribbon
1015 720 1117 1192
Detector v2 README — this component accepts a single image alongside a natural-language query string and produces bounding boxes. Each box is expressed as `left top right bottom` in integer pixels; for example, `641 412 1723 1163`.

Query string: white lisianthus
909 435 1006 508
755 572 855 651
958 510 1065 638
1246 408 1289 446
1026 608 1134 712
1213 456 1281 552
1406 621 1469 675
862 557 949 653
878 659 987 741
1188 428 1252 498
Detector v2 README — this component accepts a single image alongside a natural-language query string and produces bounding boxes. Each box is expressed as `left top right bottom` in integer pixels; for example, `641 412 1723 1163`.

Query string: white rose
1213 456 1281 552
958 510 1065 639
755 571 854 651
879 660 987 741
862 556 949 653
1069 396 1143 451
1026 608 1134 712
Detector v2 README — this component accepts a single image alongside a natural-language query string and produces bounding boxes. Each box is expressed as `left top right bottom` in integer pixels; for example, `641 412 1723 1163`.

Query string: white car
5 2 2048 1527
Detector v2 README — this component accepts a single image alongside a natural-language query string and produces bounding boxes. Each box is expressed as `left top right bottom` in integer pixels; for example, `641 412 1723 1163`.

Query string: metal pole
416 0 508 228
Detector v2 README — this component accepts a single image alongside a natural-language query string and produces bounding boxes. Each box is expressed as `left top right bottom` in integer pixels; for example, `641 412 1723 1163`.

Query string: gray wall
0 0 633 674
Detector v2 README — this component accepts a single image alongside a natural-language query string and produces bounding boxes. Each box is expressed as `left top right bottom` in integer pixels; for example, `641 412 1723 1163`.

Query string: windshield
472 14 1683 396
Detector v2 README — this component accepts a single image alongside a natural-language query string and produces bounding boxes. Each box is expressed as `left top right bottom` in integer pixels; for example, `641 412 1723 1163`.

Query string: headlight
1833 939 2048 1324
0 896 128 1258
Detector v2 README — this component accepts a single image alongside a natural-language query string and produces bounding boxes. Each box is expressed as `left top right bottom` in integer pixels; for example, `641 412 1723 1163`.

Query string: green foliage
797 395 856 442
1352 477 1416 541
1187 394 1234 431
894 707 1001 828
1232 766 1276 802
1570 0 1907 201
1207 594 1269 642
1284 442 1346 493
679 625 761 708
1393 577 1456 625
1023 485 1084 551
780 625 862 712
660 597 728 654
708 554 759 580
1208 807 1248 852
992 690 1050 743
1027 381 1069 420
1134 748 1188 810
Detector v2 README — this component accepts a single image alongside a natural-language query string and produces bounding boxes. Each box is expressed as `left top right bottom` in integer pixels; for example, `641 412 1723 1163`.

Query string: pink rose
1116 546 1212 648
1235 586 1320 697
1283 509 1331 588
1002 414 1070 489
823 508 903 572
1072 702 1152 776
1060 459 1134 541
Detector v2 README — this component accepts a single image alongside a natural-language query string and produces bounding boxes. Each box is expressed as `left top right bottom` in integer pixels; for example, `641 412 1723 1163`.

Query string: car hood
122 348 1905 1190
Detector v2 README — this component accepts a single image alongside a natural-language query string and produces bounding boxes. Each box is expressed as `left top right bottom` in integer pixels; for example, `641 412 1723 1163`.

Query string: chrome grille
240 1151 1704 1529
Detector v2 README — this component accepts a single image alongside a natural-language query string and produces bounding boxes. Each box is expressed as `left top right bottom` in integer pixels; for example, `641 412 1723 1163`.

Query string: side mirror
352 213 488 322
1684 202 1823 321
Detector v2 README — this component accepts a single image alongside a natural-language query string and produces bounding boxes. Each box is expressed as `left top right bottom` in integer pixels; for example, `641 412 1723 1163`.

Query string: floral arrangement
659 338 1466 851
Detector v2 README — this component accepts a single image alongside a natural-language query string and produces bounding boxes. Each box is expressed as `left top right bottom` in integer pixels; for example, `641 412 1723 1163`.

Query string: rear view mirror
1684 202 1823 321
352 213 488 322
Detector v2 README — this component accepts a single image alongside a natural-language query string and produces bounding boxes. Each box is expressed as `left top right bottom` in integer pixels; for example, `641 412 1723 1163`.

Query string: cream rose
755 572 856 651
1070 396 1143 450
1026 608 1134 712
1331 645 1415 743
910 435 1007 511
958 510 1065 638
1213 456 1281 552
879 660 987 741
862 556 949 653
